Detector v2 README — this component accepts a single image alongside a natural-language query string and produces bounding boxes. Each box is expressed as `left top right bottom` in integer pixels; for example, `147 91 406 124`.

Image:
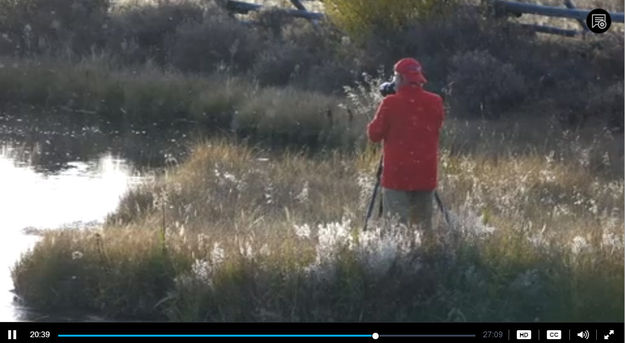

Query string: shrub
575 81 624 130
357 6 534 93
324 0 456 41
250 7 296 38
0 0 110 55
377 9 475 63
587 33 624 83
106 0 204 64
279 17 330 49
446 50 527 118
251 20 339 89
166 15 262 73
301 60 356 94
600 82 625 130
252 42 311 86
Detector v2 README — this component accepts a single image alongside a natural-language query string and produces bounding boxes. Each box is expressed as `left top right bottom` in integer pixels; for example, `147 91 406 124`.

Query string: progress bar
381 335 476 338
59 334 373 338
58 333 476 339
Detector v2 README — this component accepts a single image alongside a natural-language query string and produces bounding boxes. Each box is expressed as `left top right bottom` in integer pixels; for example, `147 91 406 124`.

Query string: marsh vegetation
3 0 623 321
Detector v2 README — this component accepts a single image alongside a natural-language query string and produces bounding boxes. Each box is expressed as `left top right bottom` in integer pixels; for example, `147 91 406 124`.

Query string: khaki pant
382 188 433 231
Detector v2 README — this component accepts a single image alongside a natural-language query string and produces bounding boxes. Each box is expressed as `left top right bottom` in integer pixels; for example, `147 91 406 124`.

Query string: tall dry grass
12 122 624 320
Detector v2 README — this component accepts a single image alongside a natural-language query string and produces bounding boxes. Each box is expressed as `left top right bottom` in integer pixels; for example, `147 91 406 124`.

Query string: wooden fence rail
493 0 624 23
225 0 624 36
225 0 323 20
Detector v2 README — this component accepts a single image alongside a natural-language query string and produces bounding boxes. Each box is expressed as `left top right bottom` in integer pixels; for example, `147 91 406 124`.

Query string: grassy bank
3 55 622 156
0 57 359 151
12 126 624 320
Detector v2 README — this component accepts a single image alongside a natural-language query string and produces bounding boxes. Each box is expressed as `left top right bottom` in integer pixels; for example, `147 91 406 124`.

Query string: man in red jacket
367 58 444 231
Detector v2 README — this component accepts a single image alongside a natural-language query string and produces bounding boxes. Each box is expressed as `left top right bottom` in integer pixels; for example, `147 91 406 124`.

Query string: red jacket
367 84 444 191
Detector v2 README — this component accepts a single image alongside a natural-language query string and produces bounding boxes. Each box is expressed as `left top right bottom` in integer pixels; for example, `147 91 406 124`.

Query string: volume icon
577 330 590 339
8 330 16 340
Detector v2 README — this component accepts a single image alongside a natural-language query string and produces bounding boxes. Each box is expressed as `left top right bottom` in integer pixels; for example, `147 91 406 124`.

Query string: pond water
0 110 190 321
0 149 140 321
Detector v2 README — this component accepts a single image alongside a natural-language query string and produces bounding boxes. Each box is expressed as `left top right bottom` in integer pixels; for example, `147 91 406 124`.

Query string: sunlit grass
12 123 624 320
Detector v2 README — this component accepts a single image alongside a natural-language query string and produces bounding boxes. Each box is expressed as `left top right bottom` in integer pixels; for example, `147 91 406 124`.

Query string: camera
379 80 396 96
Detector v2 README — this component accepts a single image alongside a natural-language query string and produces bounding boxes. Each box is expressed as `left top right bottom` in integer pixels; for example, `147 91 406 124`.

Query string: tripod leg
363 156 383 231
378 188 384 217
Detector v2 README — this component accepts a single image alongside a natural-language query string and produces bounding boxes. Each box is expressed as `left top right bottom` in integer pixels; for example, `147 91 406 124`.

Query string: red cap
394 58 427 84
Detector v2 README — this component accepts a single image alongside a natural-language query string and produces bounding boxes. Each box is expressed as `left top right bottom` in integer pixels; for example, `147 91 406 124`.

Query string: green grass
12 127 624 320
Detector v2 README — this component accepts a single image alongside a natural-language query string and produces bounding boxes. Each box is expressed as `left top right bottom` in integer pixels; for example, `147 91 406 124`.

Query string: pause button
8 330 17 340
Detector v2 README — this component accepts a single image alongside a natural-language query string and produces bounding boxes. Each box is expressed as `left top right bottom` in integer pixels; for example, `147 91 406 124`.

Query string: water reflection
0 145 142 321
0 108 195 320
0 109 191 171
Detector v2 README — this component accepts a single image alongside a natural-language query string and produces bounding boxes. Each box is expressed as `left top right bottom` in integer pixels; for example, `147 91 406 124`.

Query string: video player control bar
1 323 621 342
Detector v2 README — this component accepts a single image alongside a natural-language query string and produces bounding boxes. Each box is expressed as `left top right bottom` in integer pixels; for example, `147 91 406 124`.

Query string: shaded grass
0 57 356 151
12 129 624 321
2 55 622 156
